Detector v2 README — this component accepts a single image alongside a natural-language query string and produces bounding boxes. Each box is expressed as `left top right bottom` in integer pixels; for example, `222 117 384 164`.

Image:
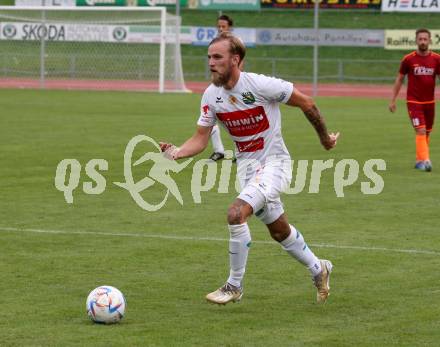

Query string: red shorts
407 102 435 132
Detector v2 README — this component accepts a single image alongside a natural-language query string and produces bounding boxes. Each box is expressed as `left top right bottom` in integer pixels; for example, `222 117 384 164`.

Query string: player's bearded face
210 59 233 87
416 33 430 52
208 42 236 87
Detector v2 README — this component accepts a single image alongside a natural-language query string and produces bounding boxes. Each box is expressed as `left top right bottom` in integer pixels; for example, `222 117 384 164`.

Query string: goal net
0 6 188 92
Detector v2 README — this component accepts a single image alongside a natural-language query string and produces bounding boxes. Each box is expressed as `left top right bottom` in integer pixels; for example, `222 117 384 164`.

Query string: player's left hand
321 132 340 150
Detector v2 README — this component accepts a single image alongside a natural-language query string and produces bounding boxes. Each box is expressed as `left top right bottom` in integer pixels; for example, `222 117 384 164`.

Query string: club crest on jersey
241 92 256 105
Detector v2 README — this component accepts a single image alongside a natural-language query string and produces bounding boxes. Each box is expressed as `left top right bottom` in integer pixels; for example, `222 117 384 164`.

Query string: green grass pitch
0 89 439 346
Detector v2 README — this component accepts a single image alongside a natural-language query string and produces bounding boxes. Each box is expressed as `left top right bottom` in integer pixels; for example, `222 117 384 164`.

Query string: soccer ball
86 285 126 324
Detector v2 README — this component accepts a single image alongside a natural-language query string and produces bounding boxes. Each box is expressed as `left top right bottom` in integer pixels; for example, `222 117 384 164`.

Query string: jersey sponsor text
216 106 270 137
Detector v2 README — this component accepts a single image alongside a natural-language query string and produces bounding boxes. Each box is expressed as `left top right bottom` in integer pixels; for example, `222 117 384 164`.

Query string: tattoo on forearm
304 105 328 139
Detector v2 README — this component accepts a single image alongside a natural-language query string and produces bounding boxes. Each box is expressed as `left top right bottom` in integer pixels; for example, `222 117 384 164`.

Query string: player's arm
286 88 339 150
160 125 212 160
389 73 405 113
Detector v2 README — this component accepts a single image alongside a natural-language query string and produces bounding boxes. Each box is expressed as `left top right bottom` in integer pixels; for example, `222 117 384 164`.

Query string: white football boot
313 259 333 304
206 283 243 305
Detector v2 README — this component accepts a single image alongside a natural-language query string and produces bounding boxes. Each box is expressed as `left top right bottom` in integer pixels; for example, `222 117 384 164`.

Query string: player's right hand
159 142 180 160
159 142 172 152
389 101 396 113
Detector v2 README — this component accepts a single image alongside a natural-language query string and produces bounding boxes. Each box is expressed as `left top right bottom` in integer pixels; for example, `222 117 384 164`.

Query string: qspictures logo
54 134 387 212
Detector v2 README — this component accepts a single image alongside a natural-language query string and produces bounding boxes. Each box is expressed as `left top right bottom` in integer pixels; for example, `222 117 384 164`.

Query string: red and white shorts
407 102 435 132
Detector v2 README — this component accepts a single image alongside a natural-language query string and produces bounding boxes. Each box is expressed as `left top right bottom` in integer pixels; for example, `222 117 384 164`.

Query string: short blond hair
209 32 246 65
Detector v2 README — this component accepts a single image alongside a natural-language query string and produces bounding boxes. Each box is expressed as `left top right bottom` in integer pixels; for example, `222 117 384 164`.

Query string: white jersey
197 72 294 165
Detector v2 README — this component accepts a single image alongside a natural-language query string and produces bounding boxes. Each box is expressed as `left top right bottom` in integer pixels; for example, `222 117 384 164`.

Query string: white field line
0 226 439 256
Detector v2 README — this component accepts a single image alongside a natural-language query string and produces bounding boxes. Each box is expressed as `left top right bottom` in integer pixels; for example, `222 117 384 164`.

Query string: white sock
211 125 225 154
280 225 322 277
227 223 251 288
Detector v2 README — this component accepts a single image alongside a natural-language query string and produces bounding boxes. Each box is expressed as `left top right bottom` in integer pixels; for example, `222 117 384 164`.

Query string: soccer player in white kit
160 32 339 305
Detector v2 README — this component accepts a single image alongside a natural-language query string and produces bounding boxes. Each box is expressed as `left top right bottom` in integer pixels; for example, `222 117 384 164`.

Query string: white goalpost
0 6 188 93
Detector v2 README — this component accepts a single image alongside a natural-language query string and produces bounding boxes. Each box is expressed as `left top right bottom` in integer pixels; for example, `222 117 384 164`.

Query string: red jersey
399 51 440 103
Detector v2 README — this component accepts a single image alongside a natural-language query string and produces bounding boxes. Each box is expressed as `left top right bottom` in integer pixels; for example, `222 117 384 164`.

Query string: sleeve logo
276 92 287 102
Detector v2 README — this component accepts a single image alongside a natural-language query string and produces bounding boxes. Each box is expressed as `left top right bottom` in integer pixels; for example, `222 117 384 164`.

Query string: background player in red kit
389 28 440 172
